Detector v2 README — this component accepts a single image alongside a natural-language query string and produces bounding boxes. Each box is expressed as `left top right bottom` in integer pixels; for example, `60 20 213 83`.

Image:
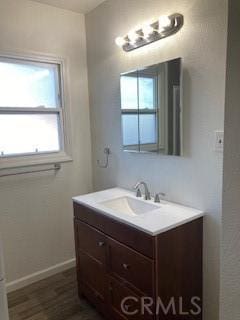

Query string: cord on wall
97 147 111 168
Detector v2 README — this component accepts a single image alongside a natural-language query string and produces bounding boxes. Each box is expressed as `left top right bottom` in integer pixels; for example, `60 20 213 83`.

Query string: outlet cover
215 131 224 152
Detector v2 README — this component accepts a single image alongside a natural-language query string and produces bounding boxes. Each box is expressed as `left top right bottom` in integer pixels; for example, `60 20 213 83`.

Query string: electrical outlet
215 131 224 152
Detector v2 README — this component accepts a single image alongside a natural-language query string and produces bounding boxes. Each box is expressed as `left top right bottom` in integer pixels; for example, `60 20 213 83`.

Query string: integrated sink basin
73 187 204 235
100 196 159 217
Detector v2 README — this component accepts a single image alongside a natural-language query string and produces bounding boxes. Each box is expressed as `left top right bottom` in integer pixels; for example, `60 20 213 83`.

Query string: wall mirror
120 58 182 155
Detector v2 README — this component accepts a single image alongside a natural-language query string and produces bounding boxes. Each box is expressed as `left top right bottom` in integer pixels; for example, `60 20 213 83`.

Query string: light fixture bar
115 13 184 52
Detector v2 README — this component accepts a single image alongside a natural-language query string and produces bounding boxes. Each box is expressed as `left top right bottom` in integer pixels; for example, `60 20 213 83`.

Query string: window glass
0 60 59 108
139 114 157 144
120 74 138 110
0 114 60 156
138 77 155 109
122 114 139 146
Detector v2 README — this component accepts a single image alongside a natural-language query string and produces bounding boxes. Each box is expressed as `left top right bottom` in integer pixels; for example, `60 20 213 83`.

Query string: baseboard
6 258 76 293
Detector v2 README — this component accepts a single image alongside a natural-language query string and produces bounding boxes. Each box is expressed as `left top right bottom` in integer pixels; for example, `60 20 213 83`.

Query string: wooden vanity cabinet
74 202 203 320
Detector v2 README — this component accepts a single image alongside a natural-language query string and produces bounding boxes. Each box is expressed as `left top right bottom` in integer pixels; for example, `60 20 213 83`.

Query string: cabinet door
74 219 108 315
78 251 106 299
108 276 154 320
107 238 154 296
75 219 107 264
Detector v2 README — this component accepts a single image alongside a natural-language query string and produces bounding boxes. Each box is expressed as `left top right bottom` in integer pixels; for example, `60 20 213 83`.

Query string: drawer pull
124 304 131 312
98 241 105 247
122 263 130 270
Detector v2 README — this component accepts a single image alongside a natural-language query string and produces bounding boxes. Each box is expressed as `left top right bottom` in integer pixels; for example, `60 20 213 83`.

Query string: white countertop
73 188 204 236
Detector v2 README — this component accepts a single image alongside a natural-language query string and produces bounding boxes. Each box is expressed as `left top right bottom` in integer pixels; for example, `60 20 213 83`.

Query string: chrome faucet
134 181 151 200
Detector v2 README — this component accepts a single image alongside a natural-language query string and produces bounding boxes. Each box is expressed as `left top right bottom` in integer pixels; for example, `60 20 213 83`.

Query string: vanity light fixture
115 13 184 52
127 30 140 45
159 15 172 29
115 36 127 47
142 23 156 39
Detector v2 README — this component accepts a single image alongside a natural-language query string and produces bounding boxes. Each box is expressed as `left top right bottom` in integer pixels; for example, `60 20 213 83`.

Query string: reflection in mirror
120 58 182 155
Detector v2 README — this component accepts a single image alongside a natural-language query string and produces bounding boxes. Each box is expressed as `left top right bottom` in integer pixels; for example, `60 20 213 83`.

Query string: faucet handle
135 188 142 198
154 192 166 203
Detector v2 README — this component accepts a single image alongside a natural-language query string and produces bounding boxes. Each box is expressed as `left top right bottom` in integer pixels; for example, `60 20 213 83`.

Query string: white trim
158 62 167 151
0 50 65 68
0 151 72 170
6 258 76 293
0 107 61 113
173 85 180 155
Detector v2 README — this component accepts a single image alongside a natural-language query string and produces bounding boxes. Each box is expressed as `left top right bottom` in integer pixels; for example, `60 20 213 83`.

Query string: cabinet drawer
78 251 106 299
74 203 155 259
108 276 154 320
75 219 106 264
108 238 154 295
80 281 106 316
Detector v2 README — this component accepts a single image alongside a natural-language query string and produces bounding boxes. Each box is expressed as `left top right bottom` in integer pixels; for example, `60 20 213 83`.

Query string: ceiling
30 0 106 14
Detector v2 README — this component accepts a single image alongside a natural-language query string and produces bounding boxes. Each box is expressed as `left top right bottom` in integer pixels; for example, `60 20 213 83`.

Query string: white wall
0 0 92 286
86 1 228 319
220 0 240 318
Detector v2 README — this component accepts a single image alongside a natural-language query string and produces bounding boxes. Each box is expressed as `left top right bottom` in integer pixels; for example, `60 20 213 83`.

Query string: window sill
0 152 73 171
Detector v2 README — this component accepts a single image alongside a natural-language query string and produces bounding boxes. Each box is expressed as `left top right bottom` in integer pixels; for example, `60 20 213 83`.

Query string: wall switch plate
215 131 224 152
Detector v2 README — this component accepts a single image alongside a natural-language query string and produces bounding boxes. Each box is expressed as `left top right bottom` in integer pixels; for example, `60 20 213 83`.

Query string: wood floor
8 268 103 320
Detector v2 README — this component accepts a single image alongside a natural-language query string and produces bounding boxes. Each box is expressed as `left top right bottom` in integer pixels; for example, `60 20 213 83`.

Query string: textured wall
0 0 92 283
86 1 227 319
220 0 240 318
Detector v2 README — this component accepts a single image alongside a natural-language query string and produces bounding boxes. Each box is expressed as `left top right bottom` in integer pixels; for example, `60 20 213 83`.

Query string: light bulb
159 15 172 29
142 24 155 39
115 36 126 47
128 31 139 45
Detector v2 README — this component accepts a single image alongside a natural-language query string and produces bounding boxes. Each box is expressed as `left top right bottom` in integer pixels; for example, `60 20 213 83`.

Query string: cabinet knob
98 241 105 247
122 263 130 270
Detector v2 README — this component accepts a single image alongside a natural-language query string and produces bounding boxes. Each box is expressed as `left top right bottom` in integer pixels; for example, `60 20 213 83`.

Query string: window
0 55 71 168
121 73 158 149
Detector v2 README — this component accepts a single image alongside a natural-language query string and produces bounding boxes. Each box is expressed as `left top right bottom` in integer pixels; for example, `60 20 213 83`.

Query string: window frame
0 52 72 170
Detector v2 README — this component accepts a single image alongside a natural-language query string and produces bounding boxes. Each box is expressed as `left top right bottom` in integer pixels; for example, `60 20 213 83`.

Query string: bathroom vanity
73 188 203 320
